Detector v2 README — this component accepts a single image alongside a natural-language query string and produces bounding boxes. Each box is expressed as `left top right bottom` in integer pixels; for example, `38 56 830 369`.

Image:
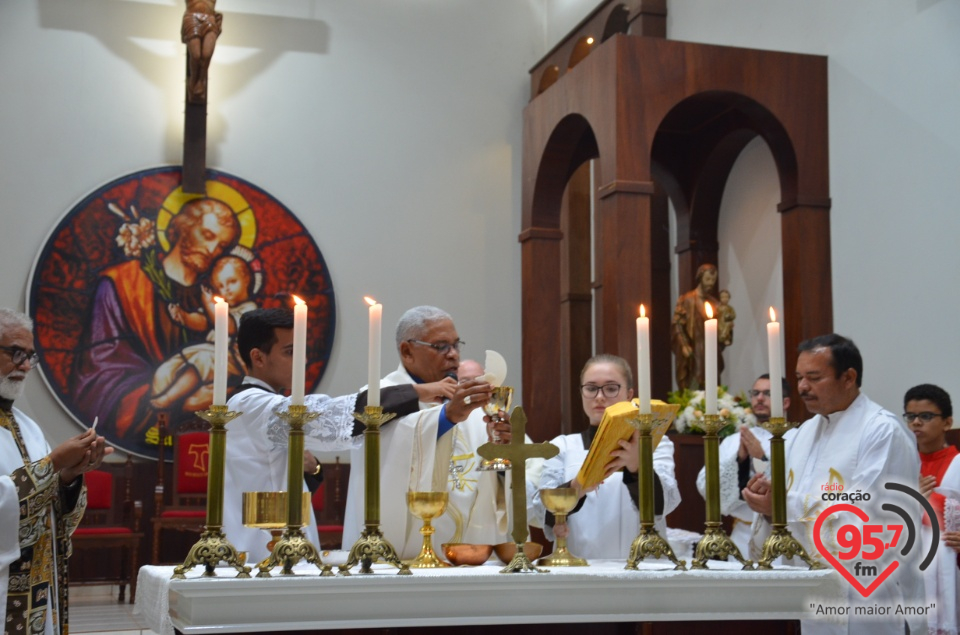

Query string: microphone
443 371 458 403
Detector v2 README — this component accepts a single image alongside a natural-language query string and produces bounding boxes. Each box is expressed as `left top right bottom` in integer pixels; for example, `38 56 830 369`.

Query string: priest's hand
445 378 490 423
742 473 772 517
484 410 511 444
919 475 937 499
738 427 765 462
54 428 114 484
943 531 960 553
414 377 458 404
603 430 639 477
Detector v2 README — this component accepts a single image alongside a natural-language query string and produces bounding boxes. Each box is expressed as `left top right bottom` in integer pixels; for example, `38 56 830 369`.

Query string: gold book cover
575 399 679 490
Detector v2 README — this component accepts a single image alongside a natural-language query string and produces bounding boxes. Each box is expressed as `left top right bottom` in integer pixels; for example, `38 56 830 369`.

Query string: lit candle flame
639 304 646 318
705 301 714 319
364 296 377 306
769 306 777 322
214 296 225 304
292 295 305 306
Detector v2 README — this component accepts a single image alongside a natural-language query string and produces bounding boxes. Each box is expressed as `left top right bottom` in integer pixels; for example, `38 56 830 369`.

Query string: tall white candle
636 304 651 414
213 296 229 406
291 295 307 406
365 297 382 408
767 307 783 419
704 301 718 415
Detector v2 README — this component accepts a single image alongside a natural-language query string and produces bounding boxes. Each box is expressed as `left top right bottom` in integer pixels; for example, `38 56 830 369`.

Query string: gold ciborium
537 487 588 567
406 491 449 568
242 491 311 559
477 386 514 471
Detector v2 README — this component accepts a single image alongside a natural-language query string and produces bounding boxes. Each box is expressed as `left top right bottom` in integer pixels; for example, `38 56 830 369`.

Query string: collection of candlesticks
174 297 816 578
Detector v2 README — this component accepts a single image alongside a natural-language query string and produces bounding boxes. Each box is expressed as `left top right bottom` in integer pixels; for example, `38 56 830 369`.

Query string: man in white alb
743 334 924 635
343 306 512 558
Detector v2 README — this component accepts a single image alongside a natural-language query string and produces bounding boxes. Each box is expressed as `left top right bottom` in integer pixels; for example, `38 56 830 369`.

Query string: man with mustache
742 334 923 635
73 198 240 454
0 309 111 634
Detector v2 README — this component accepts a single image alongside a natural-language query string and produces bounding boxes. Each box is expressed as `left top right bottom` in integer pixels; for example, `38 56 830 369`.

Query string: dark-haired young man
742 334 923 635
905 383 958 634
222 308 450 564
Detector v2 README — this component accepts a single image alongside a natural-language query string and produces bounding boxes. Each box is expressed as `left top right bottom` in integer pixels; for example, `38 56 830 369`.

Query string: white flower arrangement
668 387 757 438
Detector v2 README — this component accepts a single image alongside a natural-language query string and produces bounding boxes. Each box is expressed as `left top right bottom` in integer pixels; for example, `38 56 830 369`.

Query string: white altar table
135 556 842 635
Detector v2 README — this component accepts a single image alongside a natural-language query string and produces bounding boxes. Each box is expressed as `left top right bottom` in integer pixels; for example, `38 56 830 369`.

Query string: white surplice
695 427 774 560
0 475 18 629
925 455 960 635
224 377 361 564
750 393 924 635
532 431 680 560
343 365 508 559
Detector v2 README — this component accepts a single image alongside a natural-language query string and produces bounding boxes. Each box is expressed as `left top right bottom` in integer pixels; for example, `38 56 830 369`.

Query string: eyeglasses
580 383 622 399
0 346 39 367
407 339 465 355
748 389 771 398
902 412 942 424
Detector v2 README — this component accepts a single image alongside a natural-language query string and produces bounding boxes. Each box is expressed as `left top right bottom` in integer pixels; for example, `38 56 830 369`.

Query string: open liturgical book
575 399 679 490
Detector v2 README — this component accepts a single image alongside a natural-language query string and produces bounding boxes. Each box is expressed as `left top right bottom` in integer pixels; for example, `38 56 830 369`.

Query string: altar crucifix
180 0 222 193
477 407 558 573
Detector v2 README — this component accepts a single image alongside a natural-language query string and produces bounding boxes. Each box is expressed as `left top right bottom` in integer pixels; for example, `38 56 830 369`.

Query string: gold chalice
405 491 449 568
242 491 311 558
477 386 514 471
537 487 588 567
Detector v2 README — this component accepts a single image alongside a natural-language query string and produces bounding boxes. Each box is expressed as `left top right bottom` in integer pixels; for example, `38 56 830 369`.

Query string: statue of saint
671 264 732 391
717 289 736 347
181 0 222 103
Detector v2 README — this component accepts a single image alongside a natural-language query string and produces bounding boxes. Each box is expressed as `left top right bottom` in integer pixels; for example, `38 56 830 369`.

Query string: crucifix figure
477 407 558 573
180 0 221 193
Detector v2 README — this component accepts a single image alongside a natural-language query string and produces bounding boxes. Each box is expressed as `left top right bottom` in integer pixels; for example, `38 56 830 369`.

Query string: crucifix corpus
477 407 558 573
180 0 222 193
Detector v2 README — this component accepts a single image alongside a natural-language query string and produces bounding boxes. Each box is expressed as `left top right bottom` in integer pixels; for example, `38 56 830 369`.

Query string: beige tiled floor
69 585 159 635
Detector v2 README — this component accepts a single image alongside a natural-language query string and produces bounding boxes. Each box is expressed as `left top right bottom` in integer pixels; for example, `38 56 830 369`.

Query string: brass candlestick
339 405 409 575
477 386 514 471
692 414 753 570
406 491 449 568
756 417 823 570
173 405 251 579
625 412 686 571
537 487 587 567
256 405 333 577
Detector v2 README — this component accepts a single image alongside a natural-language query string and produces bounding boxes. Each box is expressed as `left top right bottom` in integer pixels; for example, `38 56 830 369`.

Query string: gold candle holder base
692 414 753 570
691 523 753 570
255 406 332 577
757 526 824 570
501 542 549 573
406 491 449 569
756 417 823 571
173 406 251 579
625 525 686 571
339 406 409 575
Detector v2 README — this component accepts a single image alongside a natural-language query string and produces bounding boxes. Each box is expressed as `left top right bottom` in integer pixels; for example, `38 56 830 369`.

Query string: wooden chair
71 457 143 603
152 413 209 564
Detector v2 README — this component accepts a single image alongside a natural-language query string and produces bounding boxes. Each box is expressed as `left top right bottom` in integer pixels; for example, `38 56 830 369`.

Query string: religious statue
181 0 222 103
671 263 733 390
717 289 736 347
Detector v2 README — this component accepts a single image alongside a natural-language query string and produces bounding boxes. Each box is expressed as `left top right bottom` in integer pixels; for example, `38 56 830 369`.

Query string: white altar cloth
135 554 842 634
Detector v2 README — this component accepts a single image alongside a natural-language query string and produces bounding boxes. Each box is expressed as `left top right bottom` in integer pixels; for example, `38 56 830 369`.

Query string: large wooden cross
477 407 558 546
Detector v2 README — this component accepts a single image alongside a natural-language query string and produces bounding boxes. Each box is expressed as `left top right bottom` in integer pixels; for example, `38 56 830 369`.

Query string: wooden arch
521 35 830 440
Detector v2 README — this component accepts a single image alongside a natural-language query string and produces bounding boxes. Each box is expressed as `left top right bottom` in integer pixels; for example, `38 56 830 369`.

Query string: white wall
2 0 958 457
0 0 545 455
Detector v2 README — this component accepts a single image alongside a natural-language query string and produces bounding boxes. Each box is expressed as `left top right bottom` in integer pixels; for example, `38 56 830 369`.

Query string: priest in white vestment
222 308 444 564
532 354 680 560
343 307 511 559
743 334 924 635
696 374 790 559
